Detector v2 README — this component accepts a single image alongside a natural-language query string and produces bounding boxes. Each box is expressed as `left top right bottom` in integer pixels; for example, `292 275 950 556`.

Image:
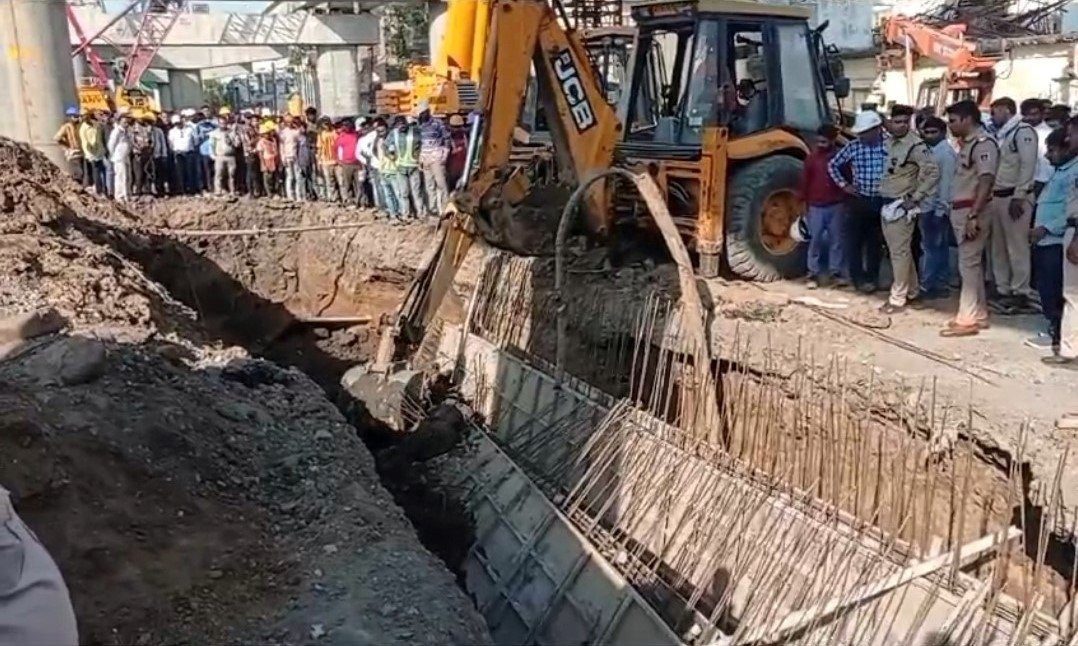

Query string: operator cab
623 0 836 150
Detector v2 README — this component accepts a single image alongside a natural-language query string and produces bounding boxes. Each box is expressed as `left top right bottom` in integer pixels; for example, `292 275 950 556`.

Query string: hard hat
416 99 431 113
260 107 272 117
65 106 79 117
851 110 883 134
181 108 196 117
170 114 181 124
259 122 275 134
448 114 465 127
356 116 369 127
219 106 232 116
117 106 131 116
789 216 811 243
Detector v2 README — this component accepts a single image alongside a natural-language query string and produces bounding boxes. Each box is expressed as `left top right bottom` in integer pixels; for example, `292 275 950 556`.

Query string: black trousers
153 157 168 196
200 155 213 192
262 170 277 196
1035 244 1064 345
132 150 153 194
245 154 261 196
846 195 885 287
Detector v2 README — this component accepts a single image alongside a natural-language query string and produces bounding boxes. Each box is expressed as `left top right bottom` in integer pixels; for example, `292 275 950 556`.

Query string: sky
104 1 270 13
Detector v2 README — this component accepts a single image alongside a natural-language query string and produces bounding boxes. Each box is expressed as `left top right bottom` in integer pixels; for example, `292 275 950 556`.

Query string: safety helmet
170 114 181 124
259 122 275 134
65 106 79 117
219 106 232 116
260 107 273 117
448 114 465 127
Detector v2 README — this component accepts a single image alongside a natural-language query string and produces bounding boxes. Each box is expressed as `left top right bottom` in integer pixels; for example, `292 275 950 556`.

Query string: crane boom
880 15 1003 108
882 16 999 77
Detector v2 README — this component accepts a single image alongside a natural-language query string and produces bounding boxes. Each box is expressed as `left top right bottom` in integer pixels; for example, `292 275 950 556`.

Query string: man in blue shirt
1029 128 1075 357
918 116 958 299
416 102 451 217
828 110 889 293
195 114 217 194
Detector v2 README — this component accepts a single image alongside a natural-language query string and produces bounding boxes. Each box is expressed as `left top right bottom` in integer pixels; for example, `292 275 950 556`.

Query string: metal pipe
554 168 634 376
458 112 482 190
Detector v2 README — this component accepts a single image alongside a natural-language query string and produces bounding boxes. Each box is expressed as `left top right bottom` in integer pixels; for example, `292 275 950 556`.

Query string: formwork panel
459 433 684 646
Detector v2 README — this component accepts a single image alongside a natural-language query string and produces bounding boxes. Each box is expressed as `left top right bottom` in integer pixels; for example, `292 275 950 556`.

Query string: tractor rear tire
724 155 808 282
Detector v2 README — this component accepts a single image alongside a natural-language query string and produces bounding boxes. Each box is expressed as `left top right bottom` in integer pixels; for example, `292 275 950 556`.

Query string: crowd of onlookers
54 94 1078 364
52 101 471 222
801 97 1078 364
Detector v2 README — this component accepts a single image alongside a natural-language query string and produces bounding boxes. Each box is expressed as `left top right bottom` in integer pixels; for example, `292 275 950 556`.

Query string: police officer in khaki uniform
987 97 1039 304
941 100 1000 338
880 104 940 313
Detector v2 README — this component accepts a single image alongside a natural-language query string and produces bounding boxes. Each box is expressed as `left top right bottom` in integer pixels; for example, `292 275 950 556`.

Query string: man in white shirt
356 120 381 210
168 111 199 194
108 113 133 202
278 116 305 201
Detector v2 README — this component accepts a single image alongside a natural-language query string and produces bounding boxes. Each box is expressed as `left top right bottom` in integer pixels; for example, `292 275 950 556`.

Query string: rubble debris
0 136 490 644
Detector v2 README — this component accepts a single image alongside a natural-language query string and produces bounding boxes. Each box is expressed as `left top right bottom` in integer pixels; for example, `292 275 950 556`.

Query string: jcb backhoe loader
465 0 850 278
347 0 850 417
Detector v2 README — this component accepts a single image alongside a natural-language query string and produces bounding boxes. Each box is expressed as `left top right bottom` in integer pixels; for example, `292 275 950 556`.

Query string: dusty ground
12 123 1071 638
0 138 490 644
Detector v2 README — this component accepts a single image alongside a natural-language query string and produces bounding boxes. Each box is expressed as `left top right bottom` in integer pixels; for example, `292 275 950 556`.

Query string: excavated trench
59 206 484 588
64 204 1076 634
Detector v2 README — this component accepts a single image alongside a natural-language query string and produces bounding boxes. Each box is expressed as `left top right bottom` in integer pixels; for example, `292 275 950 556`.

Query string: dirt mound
0 141 199 342
0 137 490 644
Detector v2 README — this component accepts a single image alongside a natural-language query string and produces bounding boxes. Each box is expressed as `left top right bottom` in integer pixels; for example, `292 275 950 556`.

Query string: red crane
66 3 112 87
68 0 181 89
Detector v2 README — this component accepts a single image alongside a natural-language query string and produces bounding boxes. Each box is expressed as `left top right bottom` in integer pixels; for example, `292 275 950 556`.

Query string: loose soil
0 138 490 645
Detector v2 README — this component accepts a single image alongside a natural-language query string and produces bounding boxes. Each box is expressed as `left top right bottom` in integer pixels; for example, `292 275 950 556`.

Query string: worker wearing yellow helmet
219 106 232 117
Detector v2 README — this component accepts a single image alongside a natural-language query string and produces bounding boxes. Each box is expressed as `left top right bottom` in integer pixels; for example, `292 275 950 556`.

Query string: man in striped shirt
828 111 889 293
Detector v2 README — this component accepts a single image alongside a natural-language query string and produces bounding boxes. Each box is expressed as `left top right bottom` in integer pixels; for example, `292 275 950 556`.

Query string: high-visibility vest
392 129 417 168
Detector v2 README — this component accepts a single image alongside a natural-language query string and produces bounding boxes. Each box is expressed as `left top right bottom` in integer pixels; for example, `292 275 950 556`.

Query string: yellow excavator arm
456 0 621 250
380 0 623 358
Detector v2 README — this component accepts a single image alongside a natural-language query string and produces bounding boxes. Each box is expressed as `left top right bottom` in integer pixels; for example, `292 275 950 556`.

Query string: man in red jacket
334 119 364 206
799 124 849 289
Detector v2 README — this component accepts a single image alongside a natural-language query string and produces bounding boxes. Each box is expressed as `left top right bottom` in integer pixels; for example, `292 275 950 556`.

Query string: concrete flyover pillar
0 0 79 165
168 70 205 110
315 47 361 118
